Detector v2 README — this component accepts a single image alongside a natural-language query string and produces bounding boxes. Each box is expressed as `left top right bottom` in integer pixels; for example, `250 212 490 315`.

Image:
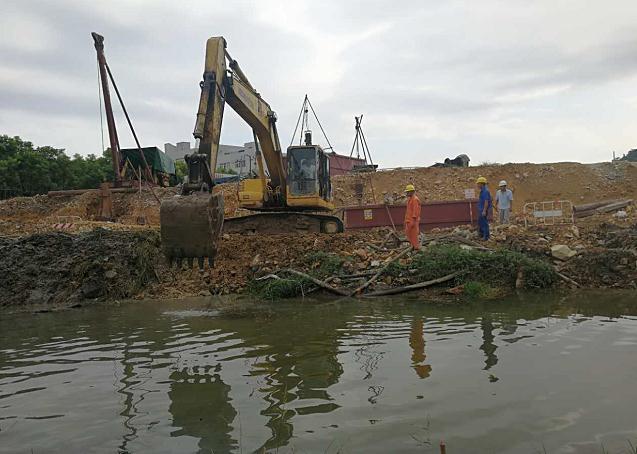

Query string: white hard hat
499 180 507 187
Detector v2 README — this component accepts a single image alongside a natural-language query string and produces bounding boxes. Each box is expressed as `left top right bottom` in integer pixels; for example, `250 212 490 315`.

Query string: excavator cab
286 145 333 211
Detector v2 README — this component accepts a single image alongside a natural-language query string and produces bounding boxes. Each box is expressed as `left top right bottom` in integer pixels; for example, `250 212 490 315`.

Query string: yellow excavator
160 37 343 268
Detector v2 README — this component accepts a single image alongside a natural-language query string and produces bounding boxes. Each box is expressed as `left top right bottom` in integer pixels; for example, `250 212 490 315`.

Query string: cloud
1 0 637 168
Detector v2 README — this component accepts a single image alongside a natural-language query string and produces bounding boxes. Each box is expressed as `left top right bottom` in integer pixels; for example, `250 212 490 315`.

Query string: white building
164 141 258 175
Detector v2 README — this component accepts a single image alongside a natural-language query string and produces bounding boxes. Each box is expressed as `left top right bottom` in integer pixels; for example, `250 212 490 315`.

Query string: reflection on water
1 292 637 453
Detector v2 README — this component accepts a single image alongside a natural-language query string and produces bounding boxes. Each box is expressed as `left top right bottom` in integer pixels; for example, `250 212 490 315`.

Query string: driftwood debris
350 246 412 296
281 268 350 296
555 270 581 288
363 272 461 297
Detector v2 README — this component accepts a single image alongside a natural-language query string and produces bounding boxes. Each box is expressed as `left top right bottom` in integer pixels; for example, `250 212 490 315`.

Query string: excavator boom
160 37 342 269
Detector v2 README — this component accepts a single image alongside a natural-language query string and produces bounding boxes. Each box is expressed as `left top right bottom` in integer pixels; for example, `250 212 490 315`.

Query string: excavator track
223 212 343 235
160 193 224 268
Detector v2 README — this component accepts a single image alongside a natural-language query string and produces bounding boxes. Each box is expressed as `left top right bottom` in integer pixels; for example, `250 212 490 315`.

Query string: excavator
160 37 343 268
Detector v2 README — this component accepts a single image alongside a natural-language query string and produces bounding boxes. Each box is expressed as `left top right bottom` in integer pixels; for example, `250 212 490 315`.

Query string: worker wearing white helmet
495 180 513 224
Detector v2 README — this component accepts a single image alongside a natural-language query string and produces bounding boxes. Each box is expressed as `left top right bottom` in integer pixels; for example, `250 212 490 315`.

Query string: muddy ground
1 161 635 235
1 219 635 311
1 161 636 310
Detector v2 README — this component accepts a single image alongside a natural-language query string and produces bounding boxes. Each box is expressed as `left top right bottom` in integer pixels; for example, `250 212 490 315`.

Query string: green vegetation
303 251 348 278
410 244 557 290
248 276 311 300
174 160 187 183
0 135 113 197
216 166 237 175
463 281 493 299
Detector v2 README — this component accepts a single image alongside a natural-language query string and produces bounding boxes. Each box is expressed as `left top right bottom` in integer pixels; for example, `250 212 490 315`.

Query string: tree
0 134 116 197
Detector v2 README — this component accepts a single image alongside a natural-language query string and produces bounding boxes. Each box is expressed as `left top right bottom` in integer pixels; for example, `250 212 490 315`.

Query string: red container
343 200 484 231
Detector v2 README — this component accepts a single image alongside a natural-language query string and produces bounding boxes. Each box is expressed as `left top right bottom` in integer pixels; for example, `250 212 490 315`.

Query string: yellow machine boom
160 37 343 268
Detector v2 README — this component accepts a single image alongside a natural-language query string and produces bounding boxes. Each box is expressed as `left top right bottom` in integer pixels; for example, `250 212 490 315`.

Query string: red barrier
343 200 484 231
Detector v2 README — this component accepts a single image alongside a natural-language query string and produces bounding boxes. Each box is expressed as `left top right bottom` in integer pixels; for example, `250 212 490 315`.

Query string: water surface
1 292 637 453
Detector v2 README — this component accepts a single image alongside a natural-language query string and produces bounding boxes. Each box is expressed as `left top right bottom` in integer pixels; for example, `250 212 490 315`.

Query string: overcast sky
2 0 637 167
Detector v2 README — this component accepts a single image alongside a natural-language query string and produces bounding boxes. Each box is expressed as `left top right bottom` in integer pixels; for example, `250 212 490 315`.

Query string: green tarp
120 147 176 175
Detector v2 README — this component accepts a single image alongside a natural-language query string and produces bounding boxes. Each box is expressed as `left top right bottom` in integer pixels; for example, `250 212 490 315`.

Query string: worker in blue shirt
476 176 492 240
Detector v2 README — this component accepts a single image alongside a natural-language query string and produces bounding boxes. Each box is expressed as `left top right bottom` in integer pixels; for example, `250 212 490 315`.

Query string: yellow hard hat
405 184 415 192
476 176 487 184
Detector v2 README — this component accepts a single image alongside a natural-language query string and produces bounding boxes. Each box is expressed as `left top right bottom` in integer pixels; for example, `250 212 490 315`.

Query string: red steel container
343 199 484 231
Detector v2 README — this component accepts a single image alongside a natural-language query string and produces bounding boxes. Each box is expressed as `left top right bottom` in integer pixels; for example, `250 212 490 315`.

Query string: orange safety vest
405 195 421 224
405 195 421 249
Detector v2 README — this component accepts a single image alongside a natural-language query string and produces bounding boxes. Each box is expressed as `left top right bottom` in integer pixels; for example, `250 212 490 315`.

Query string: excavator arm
191 37 286 196
160 37 342 269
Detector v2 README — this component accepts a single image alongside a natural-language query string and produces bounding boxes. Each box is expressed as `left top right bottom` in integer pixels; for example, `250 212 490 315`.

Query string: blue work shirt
478 186 492 215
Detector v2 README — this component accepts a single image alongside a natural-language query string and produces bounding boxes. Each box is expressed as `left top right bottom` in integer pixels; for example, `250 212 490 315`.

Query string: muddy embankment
1 220 636 311
1 161 636 310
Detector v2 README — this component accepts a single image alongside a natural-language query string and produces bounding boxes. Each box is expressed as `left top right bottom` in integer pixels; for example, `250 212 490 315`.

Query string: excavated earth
1 162 636 310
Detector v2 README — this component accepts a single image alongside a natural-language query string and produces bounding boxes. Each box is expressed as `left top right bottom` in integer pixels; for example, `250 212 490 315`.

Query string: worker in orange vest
404 184 421 250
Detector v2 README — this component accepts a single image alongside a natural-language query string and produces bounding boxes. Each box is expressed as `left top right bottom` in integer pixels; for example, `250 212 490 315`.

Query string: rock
551 244 577 261
370 260 381 267
571 225 580 238
354 248 368 260
105 270 117 279
250 254 262 267
222 233 231 240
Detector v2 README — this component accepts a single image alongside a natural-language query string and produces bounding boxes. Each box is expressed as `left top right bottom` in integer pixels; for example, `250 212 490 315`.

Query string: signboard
533 209 563 218
364 209 373 221
464 189 475 199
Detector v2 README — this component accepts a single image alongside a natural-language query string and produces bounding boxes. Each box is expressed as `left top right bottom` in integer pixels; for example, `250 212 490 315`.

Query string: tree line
0 134 245 199
0 135 114 198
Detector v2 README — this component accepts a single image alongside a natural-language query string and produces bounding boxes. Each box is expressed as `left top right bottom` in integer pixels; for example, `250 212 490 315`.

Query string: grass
302 251 348 278
409 244 557 290
248 244 558 300
463 281 493 299
247 276 311 300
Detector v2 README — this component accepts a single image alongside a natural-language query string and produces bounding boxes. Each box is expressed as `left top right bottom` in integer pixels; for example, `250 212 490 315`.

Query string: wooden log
47 188 136 197
555 270 581 288
363 272 461 297
280 268 349 296
350 246 412 296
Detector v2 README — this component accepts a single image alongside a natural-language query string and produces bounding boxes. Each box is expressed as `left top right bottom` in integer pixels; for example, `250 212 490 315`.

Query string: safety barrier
523 200 574 227
343 199 484 231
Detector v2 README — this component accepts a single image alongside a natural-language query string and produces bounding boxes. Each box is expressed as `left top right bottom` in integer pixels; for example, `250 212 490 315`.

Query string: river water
1 292 636 454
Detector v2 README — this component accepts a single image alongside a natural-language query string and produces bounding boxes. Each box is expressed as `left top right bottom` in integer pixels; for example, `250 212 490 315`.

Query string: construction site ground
1 161 636 310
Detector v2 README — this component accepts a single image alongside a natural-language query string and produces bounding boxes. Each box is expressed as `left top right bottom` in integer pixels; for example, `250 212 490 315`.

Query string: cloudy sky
2 0 637 167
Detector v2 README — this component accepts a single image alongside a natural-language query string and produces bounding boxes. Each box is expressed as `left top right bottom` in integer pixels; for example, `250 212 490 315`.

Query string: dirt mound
331 161 637 209
2 162 635 230
0 229 161 308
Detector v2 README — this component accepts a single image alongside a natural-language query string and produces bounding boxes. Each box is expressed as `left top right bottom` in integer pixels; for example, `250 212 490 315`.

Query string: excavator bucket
159 193 224 268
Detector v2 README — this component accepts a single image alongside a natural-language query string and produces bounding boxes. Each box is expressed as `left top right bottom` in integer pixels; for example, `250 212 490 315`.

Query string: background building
164 141 258 175
165 141 365 177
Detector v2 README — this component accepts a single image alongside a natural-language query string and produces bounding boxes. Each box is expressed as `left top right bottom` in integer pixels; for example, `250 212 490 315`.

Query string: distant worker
495 180 513 224
476 176 492 241
404 184 421 250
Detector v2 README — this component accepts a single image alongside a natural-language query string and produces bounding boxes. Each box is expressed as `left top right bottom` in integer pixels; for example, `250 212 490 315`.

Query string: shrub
303 251 347 277
463 281 492 298
411 244 557 290
248 276 311 300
